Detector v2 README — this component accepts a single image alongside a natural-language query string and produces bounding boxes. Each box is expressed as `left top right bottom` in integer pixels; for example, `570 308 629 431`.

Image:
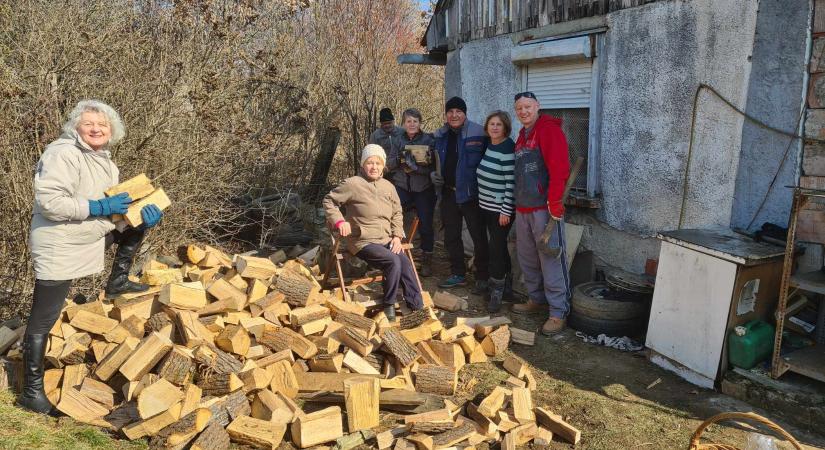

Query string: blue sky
418 0 430 10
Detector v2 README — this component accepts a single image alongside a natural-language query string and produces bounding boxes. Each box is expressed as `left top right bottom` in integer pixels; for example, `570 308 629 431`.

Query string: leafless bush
0 0 443 319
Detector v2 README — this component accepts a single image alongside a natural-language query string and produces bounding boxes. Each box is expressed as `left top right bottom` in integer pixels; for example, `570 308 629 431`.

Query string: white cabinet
645 229 784 389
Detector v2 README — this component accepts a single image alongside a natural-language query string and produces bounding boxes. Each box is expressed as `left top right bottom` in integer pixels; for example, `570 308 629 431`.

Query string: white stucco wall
441 0 776 272
450 35 521 130
599 0 758 234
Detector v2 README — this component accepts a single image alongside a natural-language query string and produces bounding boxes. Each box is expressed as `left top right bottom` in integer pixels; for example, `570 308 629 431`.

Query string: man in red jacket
510 91 572 335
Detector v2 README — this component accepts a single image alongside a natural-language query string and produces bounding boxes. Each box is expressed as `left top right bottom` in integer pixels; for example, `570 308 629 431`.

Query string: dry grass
0 390 145 450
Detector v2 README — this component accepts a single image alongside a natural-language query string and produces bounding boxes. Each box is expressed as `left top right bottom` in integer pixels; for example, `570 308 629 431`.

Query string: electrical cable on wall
678 83 825 230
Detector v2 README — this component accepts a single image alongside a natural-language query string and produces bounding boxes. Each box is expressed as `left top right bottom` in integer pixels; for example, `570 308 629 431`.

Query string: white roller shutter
526 60 592 109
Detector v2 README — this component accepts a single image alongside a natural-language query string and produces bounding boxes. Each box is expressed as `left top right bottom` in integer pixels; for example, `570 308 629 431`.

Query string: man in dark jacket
369 108 404 156
509 91 572 335
431 97 489 292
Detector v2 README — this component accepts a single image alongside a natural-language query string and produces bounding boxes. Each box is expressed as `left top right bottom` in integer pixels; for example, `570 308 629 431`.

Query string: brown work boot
511 301 545 315
541 317 566 335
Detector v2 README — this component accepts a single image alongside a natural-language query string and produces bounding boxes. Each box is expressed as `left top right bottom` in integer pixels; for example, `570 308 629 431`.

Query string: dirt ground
2 243 825 449
415 245 825 450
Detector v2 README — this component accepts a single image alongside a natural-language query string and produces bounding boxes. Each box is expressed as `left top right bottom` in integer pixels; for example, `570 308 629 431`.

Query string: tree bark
191 422 230 450
275 269 315 306
381 328 420 367
158 347 194 386
333 311 376 335
414 364 456 396
399 307 433 330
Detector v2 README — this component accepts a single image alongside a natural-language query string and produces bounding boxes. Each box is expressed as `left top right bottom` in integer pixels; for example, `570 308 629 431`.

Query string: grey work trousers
515 209 571 318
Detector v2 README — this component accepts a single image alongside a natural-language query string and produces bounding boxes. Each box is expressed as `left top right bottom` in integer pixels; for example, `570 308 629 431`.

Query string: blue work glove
88 193 131 216
140 204 163 228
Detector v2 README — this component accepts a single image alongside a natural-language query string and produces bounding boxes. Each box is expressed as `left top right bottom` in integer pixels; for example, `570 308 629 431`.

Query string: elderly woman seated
323 144 424 320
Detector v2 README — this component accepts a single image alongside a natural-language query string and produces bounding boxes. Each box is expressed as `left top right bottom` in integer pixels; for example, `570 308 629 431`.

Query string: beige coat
29 131 119 280
323 174 404 255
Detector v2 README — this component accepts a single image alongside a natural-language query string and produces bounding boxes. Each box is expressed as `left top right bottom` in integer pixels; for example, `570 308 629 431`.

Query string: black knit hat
379 108 394 122
445 96 467 114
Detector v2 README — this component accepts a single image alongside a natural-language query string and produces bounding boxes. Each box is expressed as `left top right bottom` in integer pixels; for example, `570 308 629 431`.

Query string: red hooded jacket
514 114 570 218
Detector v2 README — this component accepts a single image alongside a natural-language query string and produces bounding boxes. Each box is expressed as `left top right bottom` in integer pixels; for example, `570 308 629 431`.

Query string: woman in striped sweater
476 111 516 312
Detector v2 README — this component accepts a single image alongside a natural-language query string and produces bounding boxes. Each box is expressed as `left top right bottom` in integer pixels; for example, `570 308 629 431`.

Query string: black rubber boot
17 334 58 415
105 227 150 298
419 252 433 277
384 304 397 322
487 277 505 313
503 272 514 301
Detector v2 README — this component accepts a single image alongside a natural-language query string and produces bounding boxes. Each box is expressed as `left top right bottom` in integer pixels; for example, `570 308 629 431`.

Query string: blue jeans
356 243 423 309
395 186 436 253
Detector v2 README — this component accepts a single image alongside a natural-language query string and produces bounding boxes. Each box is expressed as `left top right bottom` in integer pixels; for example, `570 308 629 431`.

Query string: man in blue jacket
431 97 489 291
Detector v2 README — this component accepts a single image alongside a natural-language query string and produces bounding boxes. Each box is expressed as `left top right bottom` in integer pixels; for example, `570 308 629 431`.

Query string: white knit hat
360 144 386 166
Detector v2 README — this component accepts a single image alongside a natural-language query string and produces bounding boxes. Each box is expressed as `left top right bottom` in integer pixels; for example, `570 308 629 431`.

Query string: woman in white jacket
20 100 163 415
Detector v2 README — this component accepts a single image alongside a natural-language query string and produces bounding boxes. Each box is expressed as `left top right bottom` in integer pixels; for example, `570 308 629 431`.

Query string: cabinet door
646 242 736 383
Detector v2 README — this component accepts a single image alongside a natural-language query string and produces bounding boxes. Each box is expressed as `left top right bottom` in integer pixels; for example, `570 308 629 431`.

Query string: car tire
568 281 650 337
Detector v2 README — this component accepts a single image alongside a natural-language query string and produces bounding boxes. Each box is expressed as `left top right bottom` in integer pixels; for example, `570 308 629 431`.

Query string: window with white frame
527 60 592 194
515 34 604 198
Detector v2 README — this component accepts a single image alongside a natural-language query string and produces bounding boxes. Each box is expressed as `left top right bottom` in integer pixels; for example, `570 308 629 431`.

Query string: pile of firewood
0 242 581 449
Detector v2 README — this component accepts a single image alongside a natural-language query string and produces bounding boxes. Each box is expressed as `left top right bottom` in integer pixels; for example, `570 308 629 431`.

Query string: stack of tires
568 281 651 337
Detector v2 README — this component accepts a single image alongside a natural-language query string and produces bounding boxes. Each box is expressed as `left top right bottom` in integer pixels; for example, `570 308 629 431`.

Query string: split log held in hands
105 173 154 201
124 188 171 227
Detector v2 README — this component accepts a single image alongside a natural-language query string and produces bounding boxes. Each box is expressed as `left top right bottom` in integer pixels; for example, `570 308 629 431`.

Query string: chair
322 217 423 302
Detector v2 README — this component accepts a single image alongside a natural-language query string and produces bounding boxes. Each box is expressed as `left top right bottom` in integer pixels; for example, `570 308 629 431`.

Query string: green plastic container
728 320 775 370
